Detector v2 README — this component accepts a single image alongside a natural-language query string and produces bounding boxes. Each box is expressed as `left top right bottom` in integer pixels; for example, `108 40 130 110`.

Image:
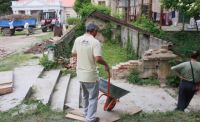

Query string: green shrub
127 70 159 85
66 17 81 25
99 23 112 41
164 32 200 59
112 12 125 19
132 16 165 38
39 54 57 70
127 70 142 84
166 74 180 87
79 4 111 18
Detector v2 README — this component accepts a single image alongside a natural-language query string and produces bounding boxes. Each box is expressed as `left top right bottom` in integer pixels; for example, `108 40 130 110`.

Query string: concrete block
0 71 13 85
32 69 61 104
0 65 44 112
51 74 71 112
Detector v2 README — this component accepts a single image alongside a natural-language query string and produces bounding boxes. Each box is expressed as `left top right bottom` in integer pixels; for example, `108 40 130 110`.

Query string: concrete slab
65 77 80 109
0 71 13 85
31 69 61 104
50 74 71 111
0 65 44 111
111 80 177 112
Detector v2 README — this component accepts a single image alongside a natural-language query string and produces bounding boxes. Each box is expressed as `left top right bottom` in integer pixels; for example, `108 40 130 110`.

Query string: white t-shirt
72 33 102 82
9 21 14 29
24 22 29 29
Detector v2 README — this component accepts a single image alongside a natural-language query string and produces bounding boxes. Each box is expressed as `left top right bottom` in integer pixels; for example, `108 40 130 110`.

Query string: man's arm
171 63 185 80
95 56 110 73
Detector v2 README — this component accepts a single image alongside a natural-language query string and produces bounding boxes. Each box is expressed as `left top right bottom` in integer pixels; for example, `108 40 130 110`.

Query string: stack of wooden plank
0 71 14 95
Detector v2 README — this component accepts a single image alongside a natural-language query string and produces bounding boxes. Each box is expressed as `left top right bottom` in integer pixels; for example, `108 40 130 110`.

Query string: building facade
11 0 77 23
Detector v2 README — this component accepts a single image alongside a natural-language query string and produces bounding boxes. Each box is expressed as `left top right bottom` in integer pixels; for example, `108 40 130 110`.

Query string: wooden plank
0 83 13 95
65 113 85 122
0 71 13 85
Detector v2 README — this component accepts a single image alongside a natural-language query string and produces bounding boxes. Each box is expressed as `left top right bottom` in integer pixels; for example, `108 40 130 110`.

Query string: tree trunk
182 15 185 31
141 0 144 16
149 0 152 20
159 7 163 29
194 16 199 31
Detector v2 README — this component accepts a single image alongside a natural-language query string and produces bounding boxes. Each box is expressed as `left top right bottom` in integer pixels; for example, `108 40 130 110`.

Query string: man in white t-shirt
24 22 29 36
72 23 110 122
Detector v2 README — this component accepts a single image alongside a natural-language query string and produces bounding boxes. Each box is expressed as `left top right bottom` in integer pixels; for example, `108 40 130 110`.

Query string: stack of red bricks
111 60 143 80
66 57 77 69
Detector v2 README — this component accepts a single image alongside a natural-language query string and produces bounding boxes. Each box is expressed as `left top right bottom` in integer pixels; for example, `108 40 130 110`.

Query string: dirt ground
0 31 49 58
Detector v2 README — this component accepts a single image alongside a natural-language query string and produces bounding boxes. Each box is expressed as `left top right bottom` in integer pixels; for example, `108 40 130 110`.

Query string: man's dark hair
86 23 99 32
191 50 199 59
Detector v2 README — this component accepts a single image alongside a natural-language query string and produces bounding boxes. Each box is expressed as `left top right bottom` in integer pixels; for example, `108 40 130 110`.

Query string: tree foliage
74 0 91 14
74 0 111 18
0 0 12 15
79 4 111 18
161 0 200 18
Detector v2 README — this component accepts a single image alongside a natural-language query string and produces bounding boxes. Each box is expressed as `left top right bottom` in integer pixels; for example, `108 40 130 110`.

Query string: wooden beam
65 113 85 122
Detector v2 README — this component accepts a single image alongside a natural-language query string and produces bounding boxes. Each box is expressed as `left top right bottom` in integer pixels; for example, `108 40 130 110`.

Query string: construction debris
25 40 53 54
111 47 178 86
0 14 34 20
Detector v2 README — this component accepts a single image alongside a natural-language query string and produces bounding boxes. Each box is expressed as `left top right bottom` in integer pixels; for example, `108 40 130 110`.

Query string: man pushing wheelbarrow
72 23 129 122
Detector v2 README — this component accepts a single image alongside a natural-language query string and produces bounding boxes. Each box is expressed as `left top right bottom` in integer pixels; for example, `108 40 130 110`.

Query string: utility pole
149 0 152 20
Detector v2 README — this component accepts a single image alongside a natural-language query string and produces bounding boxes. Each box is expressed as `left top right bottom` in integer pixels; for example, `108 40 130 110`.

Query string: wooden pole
141 0 144 16
128 0 131 21
159 6 163 29
149 0 152 20
134 0 136 20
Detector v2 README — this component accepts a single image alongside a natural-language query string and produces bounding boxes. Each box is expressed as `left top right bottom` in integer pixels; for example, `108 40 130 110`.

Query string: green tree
0 0 12 15
161 0 200 31
74 0 91 14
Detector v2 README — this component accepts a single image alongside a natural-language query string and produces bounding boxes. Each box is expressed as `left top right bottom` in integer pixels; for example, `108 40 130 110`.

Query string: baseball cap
86 23 99 32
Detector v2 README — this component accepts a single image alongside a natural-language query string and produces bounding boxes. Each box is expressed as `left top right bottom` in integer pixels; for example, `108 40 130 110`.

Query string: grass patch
36 32 53 42
120 111 200 122
0 53 33 71
98 41 137 78
0 100 68 122
127 70 159 86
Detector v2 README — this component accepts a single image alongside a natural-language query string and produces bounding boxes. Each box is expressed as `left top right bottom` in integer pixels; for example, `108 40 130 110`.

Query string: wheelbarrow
98 73 129 111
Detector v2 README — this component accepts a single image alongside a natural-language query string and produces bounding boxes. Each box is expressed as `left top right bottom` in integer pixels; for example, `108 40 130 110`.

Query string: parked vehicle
0 16 36 36
40 11 58 32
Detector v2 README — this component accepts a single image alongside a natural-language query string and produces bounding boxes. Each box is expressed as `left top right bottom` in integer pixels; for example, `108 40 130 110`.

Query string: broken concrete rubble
111 47 178 86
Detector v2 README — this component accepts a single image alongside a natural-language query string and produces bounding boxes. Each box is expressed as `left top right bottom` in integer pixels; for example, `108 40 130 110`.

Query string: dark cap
86 23 99 32
191 50 199 59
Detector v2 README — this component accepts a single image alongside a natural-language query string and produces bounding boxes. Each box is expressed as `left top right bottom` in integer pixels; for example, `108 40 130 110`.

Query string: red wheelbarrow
98 73 129 111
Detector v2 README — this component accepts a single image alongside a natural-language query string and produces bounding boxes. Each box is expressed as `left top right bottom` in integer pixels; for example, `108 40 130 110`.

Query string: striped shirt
171 61 200 83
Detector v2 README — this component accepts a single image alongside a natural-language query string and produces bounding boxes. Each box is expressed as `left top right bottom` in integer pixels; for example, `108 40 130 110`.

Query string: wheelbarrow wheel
104 97 117 111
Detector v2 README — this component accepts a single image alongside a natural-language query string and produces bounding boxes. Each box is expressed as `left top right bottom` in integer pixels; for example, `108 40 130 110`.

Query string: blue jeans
80 81 99 122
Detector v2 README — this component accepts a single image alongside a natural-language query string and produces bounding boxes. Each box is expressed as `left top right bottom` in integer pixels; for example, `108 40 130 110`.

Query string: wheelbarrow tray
99 78 129 99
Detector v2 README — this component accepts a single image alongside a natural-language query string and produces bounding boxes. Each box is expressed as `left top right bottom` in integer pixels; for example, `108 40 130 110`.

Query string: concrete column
14 10 19 14
25 10 31 15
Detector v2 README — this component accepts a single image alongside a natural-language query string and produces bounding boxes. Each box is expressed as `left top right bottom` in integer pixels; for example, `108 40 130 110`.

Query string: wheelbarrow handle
107 71 111 96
